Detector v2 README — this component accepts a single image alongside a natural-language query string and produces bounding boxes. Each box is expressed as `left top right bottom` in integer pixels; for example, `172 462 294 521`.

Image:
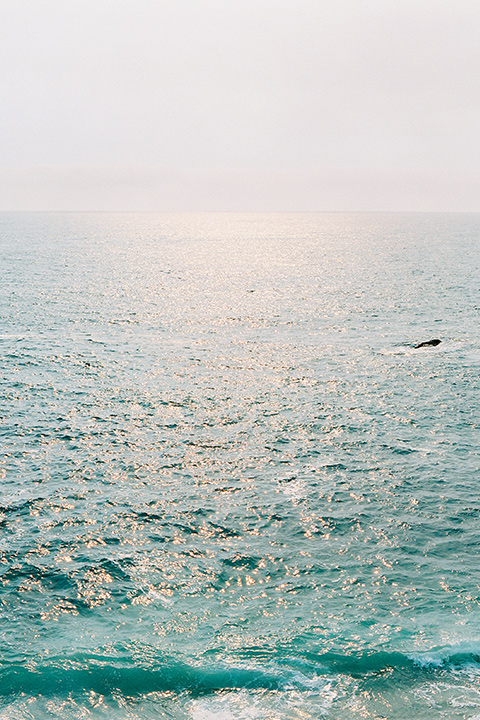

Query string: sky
1 0 479 211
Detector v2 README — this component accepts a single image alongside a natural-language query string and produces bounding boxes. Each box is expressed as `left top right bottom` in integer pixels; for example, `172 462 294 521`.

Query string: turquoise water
1 212 479 718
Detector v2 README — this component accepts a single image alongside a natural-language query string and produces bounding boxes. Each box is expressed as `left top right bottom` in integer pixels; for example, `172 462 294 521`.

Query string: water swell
2 646 480 700
302 648 480 677
0 654 284 699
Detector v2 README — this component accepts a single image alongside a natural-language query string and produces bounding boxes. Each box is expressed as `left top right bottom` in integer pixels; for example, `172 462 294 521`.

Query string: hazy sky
1 0 479 210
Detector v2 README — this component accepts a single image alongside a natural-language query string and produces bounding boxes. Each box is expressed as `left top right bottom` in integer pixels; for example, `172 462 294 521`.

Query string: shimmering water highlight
1 212 479 718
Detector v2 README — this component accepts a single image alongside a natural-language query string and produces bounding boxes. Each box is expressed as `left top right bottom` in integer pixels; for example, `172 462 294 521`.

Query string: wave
0 653 284 699
2 645 480 700
301 647 480 677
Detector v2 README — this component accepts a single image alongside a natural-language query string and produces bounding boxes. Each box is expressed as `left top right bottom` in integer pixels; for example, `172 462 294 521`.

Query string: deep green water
1 212 479 718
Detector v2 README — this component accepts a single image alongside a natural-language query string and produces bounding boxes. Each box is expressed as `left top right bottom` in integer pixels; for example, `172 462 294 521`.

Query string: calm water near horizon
1 212 479 718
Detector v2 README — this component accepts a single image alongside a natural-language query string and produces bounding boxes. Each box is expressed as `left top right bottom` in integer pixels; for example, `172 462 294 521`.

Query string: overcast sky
1 0 479 210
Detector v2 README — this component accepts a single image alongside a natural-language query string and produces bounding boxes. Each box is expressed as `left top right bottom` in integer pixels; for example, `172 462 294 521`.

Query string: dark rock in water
414 339 442 349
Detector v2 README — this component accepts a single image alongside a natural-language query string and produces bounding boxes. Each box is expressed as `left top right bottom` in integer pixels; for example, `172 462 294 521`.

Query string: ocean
1 211 479 719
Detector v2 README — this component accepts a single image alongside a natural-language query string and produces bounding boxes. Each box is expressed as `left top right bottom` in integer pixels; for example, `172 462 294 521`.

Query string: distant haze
1 0 479 211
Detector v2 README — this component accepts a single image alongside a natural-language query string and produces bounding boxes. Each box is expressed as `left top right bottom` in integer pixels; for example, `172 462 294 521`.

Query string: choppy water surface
1 212 479 719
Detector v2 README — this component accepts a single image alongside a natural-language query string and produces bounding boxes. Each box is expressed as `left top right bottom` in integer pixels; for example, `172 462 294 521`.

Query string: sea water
0 211 479 719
